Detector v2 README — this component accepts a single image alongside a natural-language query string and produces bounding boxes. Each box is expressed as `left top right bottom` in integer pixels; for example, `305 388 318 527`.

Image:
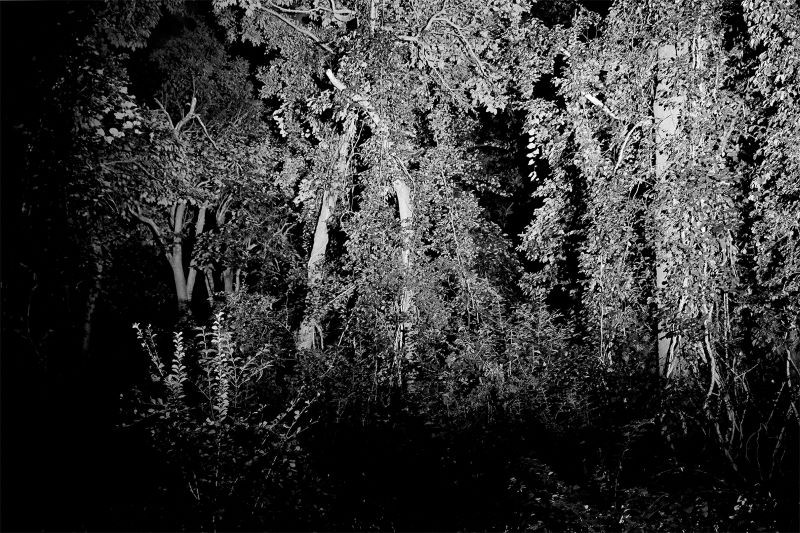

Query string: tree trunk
204 268 215 306
170 200 190 316
81 242 103 358
392 177 414 354
296 190 336 350
654 41 687 376
223 267 235 295
297 116 356 351
187 206 207 302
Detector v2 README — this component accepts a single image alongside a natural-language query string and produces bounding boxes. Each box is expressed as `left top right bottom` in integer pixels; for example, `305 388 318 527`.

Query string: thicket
2 0 797 531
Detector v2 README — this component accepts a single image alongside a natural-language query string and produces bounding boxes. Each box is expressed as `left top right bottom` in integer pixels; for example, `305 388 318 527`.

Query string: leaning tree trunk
297 115 356 351
323 69 418 366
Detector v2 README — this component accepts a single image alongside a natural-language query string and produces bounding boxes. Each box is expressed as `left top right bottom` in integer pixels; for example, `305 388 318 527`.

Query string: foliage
126 313 318 530
6 0 799 530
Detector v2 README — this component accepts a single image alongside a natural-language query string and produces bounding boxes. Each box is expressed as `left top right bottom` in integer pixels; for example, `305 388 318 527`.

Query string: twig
614 119 649 172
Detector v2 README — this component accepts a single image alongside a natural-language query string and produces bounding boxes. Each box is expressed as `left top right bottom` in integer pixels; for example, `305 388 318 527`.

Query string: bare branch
614 119 649 172
174 97 198 135
153 98 175 130
583 92 620 121
325 69 385 131
194 115 221 152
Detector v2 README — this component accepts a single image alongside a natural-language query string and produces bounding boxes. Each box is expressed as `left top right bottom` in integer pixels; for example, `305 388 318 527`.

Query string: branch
153 98 175 129
432 17 487 77
614 119 649 172
325 69 385 131
263 7 334 53
174 96 198 135
583 92 620 121
216 194 233 226
421 9 446 35
195 115 221 152
129 207 165 249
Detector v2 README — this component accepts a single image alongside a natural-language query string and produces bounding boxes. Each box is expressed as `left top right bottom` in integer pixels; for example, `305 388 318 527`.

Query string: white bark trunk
392 178 414 353
297 116 356 350
187 206 207 301
170 200 190 316
323 70 418 360
654 42 687 376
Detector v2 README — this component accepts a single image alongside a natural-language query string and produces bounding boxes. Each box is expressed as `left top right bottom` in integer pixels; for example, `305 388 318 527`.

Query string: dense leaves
2 0 797 531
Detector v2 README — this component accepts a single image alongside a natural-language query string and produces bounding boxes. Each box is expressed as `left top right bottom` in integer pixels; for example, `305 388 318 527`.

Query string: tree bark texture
186 206 207 302
392 177 414 355
223 267 235 295
297 115 356 351
169 200 190 316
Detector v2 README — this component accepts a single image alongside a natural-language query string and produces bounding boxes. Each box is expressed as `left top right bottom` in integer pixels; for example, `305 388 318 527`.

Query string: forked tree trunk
297 115 356 351
130 201 190 317
323 69 418 360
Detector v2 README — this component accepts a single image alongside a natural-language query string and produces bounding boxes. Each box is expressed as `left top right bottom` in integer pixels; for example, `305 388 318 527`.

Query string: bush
123 314 319 530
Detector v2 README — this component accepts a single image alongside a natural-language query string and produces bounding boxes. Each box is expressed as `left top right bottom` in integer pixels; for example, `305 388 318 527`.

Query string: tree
743 0 800 368
109 18 276 317
524 0 749 378
213 1 563 378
